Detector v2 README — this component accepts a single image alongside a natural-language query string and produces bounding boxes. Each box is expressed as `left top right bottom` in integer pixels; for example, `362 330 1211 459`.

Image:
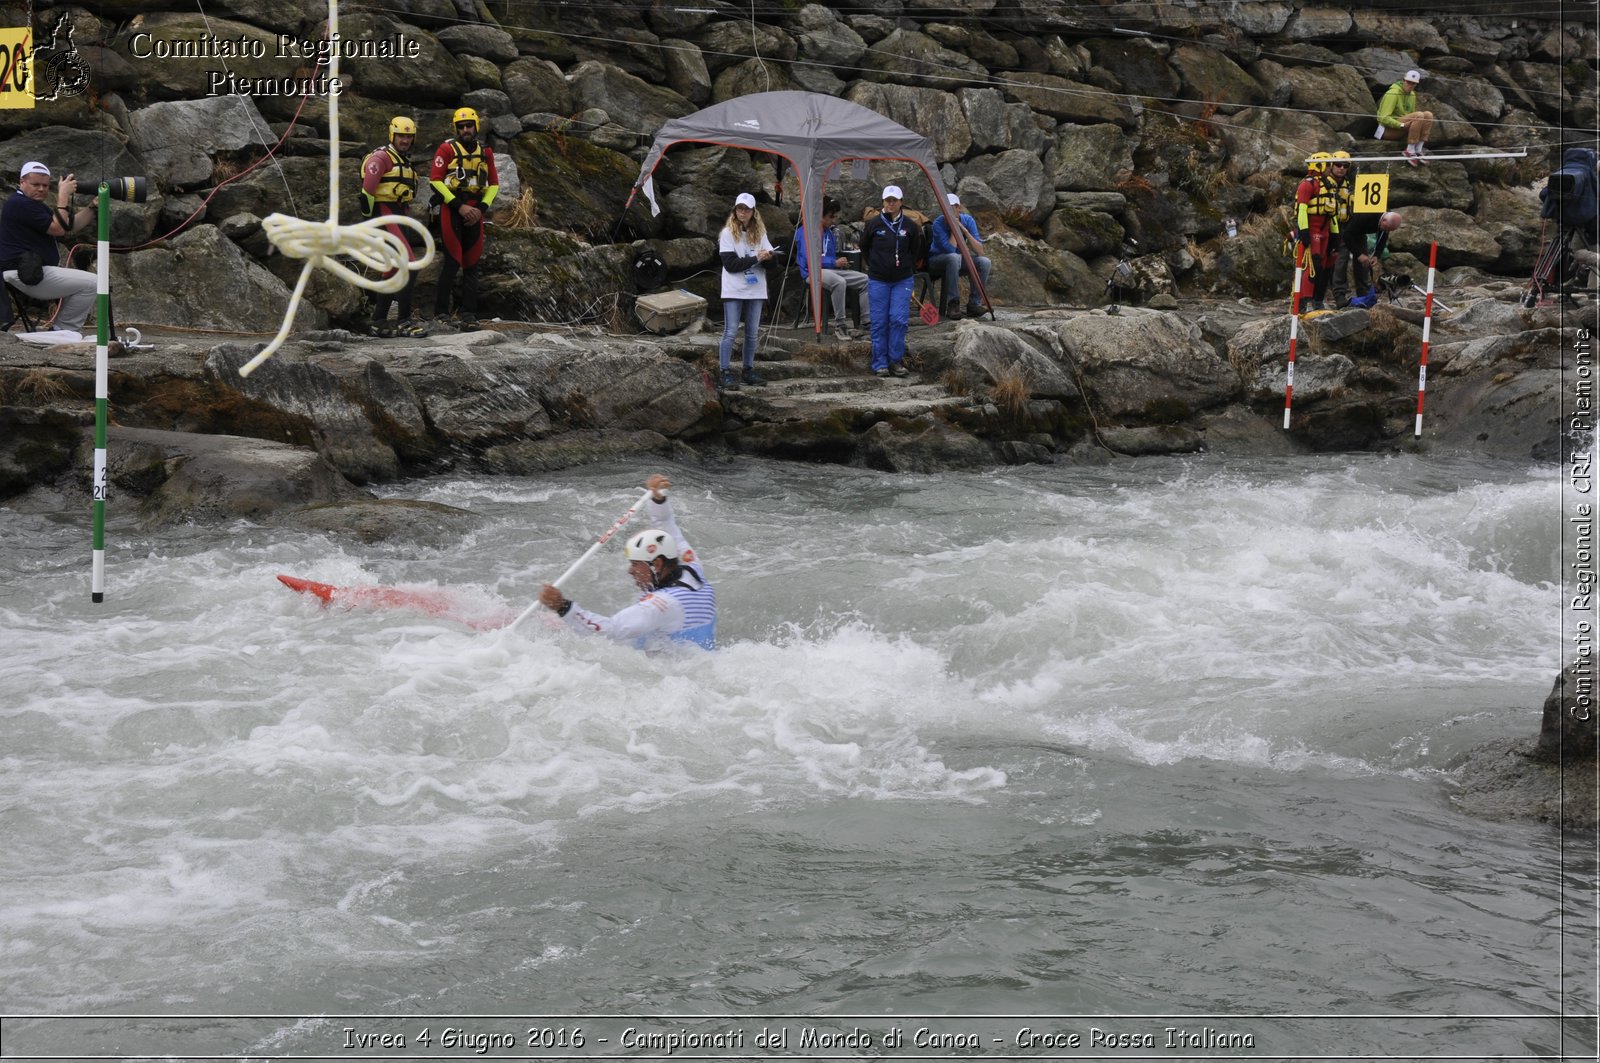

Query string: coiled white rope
237 0 435 378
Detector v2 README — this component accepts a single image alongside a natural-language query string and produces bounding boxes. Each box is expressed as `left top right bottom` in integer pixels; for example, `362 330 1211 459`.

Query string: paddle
504 488 655 633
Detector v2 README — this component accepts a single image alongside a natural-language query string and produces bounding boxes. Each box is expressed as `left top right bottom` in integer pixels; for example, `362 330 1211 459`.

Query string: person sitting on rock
928 192 991 320
0 161 97 339
361 116 429 339
795 196 869 343
1376 69 1434 167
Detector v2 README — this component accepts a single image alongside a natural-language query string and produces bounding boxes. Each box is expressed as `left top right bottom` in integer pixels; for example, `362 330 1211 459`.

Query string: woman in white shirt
715 192 776 390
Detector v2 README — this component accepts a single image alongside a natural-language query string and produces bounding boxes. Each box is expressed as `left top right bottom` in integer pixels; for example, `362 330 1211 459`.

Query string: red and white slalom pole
1414 241 1438 437
1284 243 1307 429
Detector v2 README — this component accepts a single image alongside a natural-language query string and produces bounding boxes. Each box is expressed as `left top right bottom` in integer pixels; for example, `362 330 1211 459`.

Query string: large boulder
111 224 318 332
956 149 1053 222
1284 63 1382 139
1169 44 1266 111
108 425 367 527
960 88 1053 156
1388 206 1505 268
567 60 695 134
864 28 988 88
204 342 409 483
845 83 972 164
504 58 573 120
1050 308 1241 419
127 96 273 190
793 4 868 67
337 14 467 103
1006 72 1135 127
1047 124 1133 192
527 346 711 436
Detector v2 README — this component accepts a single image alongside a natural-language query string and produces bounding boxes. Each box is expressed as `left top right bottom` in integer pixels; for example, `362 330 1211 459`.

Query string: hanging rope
236 0 434 378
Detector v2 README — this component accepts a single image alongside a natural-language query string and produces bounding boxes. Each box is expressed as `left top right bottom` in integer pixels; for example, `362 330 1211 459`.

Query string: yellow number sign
1354 173 1388 213
0 28 32 109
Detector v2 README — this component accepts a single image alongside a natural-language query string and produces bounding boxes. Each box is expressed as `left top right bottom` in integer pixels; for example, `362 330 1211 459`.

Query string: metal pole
1414 241 1438 438
1284 243 1306 430
91 182 109 602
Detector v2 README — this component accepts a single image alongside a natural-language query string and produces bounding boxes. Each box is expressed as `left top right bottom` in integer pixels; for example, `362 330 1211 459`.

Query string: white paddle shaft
505 489 656 633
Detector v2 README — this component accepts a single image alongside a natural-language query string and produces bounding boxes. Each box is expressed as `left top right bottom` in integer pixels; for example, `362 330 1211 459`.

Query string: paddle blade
919 300 940 325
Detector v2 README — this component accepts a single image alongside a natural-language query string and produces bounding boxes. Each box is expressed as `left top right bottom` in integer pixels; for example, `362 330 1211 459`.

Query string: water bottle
1225 217 1238 239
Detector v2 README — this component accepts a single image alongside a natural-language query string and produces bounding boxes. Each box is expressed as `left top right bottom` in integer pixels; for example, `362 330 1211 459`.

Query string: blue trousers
867 275 912 372
928 252 992 308
718 298 762 369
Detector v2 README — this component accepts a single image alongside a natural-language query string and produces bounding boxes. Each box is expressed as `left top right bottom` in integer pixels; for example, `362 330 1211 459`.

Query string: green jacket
1377 82 1418 129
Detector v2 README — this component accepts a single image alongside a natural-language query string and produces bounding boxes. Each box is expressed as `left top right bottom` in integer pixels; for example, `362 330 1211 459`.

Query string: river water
1 454 1593 1060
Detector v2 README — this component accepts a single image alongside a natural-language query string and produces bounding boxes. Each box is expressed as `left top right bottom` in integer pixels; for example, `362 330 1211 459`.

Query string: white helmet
624 529 679 563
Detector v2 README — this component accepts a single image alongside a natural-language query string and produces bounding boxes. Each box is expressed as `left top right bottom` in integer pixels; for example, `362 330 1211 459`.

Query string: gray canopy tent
629 91 989 335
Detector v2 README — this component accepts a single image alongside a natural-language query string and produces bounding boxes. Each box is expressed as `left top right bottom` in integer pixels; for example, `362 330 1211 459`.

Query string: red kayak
276 574 518 631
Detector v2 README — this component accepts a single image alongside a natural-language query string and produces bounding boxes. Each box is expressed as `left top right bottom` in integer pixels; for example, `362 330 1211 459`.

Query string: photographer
0 161 98 338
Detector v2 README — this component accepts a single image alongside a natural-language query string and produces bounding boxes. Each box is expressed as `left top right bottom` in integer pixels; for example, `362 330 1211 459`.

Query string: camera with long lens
87 176 147 203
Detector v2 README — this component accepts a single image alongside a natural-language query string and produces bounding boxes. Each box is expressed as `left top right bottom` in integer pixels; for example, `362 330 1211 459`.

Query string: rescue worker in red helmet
360 115 429 338
429 106 499 330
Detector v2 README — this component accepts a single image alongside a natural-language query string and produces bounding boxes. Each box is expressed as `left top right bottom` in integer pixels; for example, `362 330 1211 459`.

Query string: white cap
881 184 903 200
1404 69 1422 82
734 192 756 209
946 192 960 206
19 161 49 179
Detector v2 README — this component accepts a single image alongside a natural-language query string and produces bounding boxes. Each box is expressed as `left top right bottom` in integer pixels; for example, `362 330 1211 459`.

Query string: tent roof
642 91 936 160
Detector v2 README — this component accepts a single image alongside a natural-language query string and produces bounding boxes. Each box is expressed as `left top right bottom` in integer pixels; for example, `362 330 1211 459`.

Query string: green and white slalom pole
91 181 110 603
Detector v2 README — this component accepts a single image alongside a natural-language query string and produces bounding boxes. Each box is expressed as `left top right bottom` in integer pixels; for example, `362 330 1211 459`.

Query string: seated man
0 161 97 338
1375 69 1434 166
795 195 868 342
928 192 992 319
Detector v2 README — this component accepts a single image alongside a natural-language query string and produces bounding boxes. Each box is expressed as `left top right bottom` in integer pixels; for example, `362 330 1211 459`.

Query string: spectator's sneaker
1403 146 1421 167
873 367 890 378
396 318 430 337
741 366 767 386
890 362 909 377
457 316 480 331
719 368 741 390
944 300 963 320
833 323 852 343
367 322 396 338
965 303 984 318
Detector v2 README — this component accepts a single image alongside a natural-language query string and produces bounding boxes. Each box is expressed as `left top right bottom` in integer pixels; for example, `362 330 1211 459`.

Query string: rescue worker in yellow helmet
360 116 429 338
1326 150 1359 307
428 106 499 330
1293 151 1341 312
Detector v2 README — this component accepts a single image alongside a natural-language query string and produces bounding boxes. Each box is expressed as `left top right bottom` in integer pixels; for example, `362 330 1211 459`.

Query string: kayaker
537 474 717 648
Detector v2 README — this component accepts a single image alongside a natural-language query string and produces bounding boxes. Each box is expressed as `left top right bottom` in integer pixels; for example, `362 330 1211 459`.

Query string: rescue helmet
624 529 679 564
1306 151 1332 174
1330 149 1351 164
452 107 480 128
388 116 416 140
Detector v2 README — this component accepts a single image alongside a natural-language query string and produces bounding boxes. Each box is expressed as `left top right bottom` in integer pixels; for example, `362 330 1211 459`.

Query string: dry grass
941 368 972 397
990 362 1034 422
13 369 74 402
498 187 539 231
798 339 861 372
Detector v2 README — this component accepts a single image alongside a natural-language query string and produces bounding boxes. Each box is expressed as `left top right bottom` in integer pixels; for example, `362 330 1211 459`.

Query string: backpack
1541 147 1599 227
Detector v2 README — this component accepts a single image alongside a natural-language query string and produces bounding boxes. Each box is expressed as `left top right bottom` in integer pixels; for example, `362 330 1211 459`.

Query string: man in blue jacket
795 196 868 342
928 192 991 320
860 184 919 377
